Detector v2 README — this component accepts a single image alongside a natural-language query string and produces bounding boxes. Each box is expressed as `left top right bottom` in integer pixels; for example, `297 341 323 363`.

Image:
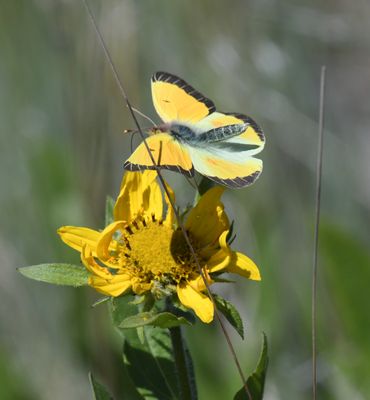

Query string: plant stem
312 65 326 400
169 326 197 400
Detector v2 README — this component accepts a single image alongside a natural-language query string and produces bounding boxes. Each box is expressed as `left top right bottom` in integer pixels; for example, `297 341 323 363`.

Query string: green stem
169 326 197 400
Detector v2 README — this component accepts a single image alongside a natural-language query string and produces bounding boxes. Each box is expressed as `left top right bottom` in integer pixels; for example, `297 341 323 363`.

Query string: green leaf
91 297 110 308
197 176 217 197
18 263 89 287
119 312 192 329
167 302 197 325
105 195 115 226
89 372 113 400
226 221 236 245
214 294 244 339
234 333 269 400
110 297 196 399
123 326 179 400
110 295 139 330
129 293 155 311
212 276 236 283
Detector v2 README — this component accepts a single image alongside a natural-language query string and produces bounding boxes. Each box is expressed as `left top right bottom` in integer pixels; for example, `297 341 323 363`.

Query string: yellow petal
187 273 213 292
114 171 163 222
207 249 230 273
81 245 111 279
177 282 214 323
96 221 126 261
57 226 100 255
89 273 132 297
185 186 229 249
227 251 261 281
163 180 176 227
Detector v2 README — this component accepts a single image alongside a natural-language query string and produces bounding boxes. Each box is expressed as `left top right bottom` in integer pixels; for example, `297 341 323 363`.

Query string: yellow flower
58 171 260 323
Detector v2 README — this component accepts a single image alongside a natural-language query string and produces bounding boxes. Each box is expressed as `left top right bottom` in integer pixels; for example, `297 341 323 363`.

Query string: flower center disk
126 221 198 283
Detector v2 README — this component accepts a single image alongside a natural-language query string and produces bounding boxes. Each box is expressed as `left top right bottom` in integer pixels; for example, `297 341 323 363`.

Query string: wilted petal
163 181 176 227
96 221 126 263
187 274 213 292
114 171 162 222
207 249 230 273
186 186 229 249
57 226 100 255
177 282 214 323
81 245 111 279
89 272 132 297
227 252 261 281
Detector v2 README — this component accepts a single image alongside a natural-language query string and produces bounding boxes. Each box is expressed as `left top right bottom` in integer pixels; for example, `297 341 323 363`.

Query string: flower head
58 171 260 323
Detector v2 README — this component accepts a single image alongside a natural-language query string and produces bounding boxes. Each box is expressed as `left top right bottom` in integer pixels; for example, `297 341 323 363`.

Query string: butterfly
124 71 265 188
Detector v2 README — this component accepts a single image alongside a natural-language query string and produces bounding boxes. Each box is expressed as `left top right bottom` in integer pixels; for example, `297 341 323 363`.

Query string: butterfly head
148 123 172 136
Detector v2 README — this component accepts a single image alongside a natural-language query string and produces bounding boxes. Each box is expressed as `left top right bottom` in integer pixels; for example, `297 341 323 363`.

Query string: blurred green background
1 0 369 399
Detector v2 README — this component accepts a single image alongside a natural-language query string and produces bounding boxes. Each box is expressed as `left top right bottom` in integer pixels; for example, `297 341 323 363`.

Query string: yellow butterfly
124 72 265 188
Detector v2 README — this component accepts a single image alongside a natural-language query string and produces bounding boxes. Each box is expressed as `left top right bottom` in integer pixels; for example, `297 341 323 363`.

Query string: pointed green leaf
91 297 110 308
167 303 197 325
89 373 113 400
197 176 217 197
234 333 269 400
110 295 139 329
183 337 198 400
123 326 179 400
214 294 244 339
109 297 196 399
119 312 192 329
18 263 89 287
105 195 115 226
212 277 236 283
226 220 235 245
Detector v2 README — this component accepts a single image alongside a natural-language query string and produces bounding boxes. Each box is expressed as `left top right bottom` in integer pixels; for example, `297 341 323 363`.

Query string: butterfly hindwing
151 72 216 123
194 112 265 149
188 146 263 188
183 111 264 187
124 133 194 177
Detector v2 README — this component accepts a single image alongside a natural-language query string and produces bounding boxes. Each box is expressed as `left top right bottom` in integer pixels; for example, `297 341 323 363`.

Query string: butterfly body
124 72 265 188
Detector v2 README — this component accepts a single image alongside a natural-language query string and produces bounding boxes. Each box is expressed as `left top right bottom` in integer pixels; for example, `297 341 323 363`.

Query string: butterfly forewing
151 72 216 123
124 133 194 177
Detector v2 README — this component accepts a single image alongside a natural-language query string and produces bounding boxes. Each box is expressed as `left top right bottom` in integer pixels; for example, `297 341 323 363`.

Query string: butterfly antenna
122 129 139 152
81 2 251 397
130 106 156 126
130 130 138 153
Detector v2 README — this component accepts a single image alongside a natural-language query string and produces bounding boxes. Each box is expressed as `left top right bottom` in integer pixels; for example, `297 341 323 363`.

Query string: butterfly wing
184 112 265 188
189 146 263 188
127 72 265 187
151 72 216 123
124 133 194 177
195 112 265 148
